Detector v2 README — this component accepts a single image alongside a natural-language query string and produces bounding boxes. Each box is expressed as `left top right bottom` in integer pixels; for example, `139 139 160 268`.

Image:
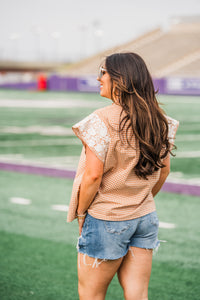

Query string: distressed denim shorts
77 211 160 260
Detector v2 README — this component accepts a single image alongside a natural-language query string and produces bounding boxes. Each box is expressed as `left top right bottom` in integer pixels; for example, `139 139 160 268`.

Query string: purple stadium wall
0 81 37 90
0 74 200 96
47 75 200 96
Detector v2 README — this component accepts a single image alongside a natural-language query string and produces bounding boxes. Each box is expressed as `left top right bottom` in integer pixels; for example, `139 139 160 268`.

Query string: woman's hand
78 216 86 236
77 212 87 236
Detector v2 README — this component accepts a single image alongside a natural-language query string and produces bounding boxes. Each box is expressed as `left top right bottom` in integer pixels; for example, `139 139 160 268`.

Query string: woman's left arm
77 145 104 234
152 116 179 197
152 154 170 197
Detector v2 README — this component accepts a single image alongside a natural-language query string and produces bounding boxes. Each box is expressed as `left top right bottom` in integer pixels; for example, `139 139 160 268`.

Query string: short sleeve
166 115 179 143
72 113 111 163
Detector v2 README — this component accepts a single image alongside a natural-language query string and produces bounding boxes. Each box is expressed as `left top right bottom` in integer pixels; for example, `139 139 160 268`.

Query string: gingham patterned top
67 103 179 222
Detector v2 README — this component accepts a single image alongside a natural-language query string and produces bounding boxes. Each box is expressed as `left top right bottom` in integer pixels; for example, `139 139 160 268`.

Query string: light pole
79 24 88 60
92 20 103 54
94 28 104 54
32 25 44 62
9 32 21 61
51 31 62 62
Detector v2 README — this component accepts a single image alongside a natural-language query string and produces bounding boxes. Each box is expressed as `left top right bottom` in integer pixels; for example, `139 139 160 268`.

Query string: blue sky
0 0 199 62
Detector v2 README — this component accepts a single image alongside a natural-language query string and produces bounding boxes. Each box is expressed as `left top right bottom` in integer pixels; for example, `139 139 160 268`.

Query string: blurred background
0 0 200 92
0 1 200 300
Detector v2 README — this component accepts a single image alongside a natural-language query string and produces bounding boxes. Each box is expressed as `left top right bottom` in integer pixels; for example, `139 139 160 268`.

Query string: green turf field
0 90 200 299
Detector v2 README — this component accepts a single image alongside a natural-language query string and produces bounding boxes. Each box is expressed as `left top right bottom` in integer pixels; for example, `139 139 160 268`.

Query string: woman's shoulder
94 103 122 121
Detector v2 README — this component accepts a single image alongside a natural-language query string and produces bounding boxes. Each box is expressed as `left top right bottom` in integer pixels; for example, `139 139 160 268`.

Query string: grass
0 90 200 299
0 107 94 127
170 157 200 177
0 232 78 300
0 89 103 101
0 170 200 299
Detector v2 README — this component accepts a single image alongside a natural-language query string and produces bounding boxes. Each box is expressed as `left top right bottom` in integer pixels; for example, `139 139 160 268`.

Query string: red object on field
37 74 47 91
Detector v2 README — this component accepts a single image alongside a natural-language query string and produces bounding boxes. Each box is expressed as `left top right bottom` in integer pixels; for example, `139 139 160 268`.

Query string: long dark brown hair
105 52 172 179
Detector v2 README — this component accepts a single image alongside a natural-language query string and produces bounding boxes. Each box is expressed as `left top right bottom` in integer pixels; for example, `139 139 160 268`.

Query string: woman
67 52 179 300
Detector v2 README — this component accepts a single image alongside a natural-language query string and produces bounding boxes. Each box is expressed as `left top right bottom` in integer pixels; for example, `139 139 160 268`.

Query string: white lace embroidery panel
73 113 111 162
166 116 179 143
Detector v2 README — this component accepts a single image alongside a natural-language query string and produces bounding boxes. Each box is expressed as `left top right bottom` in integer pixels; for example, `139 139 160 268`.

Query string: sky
0 0 199 63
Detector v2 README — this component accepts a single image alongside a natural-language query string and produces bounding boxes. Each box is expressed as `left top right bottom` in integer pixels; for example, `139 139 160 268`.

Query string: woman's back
67 102 178 222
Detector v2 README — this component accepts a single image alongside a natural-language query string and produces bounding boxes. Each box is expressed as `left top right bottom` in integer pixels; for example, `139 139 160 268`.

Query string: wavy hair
105 52 173 179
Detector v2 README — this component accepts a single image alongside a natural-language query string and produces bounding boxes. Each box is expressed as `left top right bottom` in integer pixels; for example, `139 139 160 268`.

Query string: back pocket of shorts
104 220 131 235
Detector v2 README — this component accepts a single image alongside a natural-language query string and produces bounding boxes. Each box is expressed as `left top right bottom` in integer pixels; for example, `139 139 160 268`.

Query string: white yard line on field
163 98 200 104
0 154 80 169
0 99 104 108
0 154 80 160
176 134 200 142
0 126 74 136
0 138 80 147
167 175 200 186
10 197 32 205
159 222 176 229
168 172 200 185
176 151 200 158
9 199 69 212
51 205 69 212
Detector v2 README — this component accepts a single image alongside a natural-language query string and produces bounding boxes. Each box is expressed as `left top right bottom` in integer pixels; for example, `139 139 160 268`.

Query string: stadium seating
60 20 200 78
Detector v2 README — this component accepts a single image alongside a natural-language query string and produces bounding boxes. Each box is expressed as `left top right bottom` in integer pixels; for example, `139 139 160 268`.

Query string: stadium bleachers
60 20 200 78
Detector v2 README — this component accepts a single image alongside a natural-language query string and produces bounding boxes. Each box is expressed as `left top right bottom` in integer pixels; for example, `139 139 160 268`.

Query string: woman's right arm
152 154 170 197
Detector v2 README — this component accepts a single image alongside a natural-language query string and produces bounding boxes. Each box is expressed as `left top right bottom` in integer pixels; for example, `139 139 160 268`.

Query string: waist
88 192 156 221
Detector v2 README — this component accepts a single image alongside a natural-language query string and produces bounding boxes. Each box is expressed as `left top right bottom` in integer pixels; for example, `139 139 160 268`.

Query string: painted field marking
9 199 69 212
10 197 31 205
0 138 80 147
176 134 200 142
0 154 80 169
168 172 200 185
167 177 200 186
0 99 103 108
51 205 69 212
163 98 200 104
176 151 200 158
0 126 74 136
159 222 176 229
